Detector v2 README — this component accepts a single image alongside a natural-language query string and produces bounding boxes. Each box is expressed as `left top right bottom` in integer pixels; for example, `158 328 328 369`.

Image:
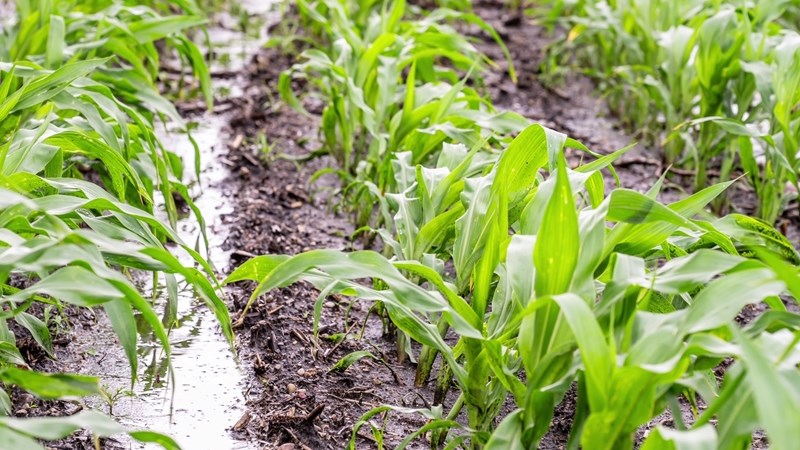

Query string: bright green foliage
543 0 800 223
0 409 181 450
278 0 525 225
237 0 800 448
0 0 226 447
1 0 213 227
234 121 800 449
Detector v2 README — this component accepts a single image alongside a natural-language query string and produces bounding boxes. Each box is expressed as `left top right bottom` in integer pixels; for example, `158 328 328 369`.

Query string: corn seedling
0 0 229 447
233 0 800 446
542 0 800 223
233 122 800 448
279 0 523 225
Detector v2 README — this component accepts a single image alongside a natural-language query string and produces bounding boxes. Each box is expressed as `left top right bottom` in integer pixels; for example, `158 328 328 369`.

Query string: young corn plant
0 182 231 447
230 123 800 448
0 0 229 446
1 0 213 229
542 0 800 223
279 0 523 225
370 127 631 383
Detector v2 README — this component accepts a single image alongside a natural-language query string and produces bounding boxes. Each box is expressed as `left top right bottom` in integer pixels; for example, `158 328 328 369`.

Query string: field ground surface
10 0 798 449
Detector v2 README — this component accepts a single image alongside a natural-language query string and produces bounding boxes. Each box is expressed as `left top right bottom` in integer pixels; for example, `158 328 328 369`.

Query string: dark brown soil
9 1 797 449
213 1 799 449
217 46 443 449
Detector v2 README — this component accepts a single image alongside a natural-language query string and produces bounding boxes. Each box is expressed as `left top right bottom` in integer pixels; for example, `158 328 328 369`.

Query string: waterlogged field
1 0 800 450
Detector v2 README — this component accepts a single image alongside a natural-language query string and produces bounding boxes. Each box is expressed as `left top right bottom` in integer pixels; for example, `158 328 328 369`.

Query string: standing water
77 2 277 449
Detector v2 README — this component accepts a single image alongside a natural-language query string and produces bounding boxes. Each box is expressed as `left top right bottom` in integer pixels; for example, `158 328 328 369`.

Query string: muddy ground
8 0 798 449
216 43 440 450
213 1 800 449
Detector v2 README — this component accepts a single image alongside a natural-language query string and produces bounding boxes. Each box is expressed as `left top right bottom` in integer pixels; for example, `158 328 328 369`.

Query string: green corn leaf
45 15 64 69
10 266 124 307
641 425 718 450
534 151 578 297
0 428 42 450
0 368 98 400
485 410 525 450
13 312 52 356
127 431 181 450
224 255 289 284
606 181 734 257
679 269 784 334
44 132 150 203
731 325 800 450
128 16 207 43
330 350 376 372
103 299 138 382
553 294 613 411
0 341 26 366
0 410 180 449
10 59 108 112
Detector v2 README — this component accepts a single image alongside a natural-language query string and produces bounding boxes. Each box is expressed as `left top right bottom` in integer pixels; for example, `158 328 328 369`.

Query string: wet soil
7 1 797 449
217 46 441 450
218 1 798 449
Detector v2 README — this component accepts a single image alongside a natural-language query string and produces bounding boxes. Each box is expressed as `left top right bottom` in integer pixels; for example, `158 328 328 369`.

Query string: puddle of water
77 112 250 450
206 0 278 98
81 2 282 447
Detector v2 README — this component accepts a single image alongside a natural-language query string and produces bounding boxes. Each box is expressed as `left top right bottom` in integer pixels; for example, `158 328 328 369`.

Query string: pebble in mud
297 368 305 376
286 383 297 394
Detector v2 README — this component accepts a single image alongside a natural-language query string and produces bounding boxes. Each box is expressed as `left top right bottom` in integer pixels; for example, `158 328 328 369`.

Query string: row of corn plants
540 0 800 224
0 0 229 448
229 0 800 448
277 0 526 226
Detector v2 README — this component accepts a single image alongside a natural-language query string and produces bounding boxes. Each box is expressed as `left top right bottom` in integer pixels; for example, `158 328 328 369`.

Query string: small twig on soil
241 151 262 167
232 249 257 259
540 83 572 102
379 361 403 385
667 167 721 178
175 98 237 114
233 411 252 431
365 342 403 385
291 328 310 346
302 405 325 424
268 305 284 315
269 329 278 352
231 134 245 150
283 427 313 450
415 392 432 409
326 394 364 405
208 69 243 79
355 430 380 444
327 393 378 408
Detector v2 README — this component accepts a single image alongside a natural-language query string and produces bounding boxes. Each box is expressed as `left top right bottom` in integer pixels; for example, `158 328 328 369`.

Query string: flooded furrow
71 2 277 449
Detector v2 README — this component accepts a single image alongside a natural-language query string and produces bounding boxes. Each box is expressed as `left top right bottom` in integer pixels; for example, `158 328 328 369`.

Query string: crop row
542 0 800 224
230 1 800 449
0 1 226 448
